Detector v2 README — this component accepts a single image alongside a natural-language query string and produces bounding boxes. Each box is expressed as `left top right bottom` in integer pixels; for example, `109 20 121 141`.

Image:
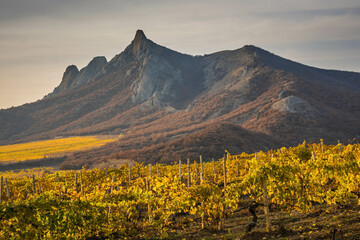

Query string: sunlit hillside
0 135 121 163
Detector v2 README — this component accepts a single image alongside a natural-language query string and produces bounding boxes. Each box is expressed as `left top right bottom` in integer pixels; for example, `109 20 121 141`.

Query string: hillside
0 30 360 167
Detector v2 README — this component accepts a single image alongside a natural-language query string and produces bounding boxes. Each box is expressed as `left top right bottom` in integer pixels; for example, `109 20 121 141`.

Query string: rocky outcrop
54 65 79 93
49 56 107 96
107 30 205 109
272 95 317 117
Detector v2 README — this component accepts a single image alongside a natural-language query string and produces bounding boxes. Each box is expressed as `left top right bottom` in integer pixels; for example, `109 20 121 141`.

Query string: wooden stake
38 183 42 194
311 151 316 161
179 160 182 183
212 158 216 183
200 155 204 184
145 177 149 192
56 172 62 197
106 168 108 178
80 170 84 196
221 155 227 231
200 156 205 229
156 162 159 178
0 176 3 203
263 178 271 232
149 164 152 178
223 155 227 188
338 140 342 154
145 177 151 222
236 162 239 178
128 165 132 183
5 178 11 201
74 173 78 192
187 158 191 188
194 160 198 185
201 201 205 229
32 174 36 194
111 176 116 193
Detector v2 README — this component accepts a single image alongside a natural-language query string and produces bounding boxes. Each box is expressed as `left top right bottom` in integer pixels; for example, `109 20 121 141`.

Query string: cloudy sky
1 0 360 109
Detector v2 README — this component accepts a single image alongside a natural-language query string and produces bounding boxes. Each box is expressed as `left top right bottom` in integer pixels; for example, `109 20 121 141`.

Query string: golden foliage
0 135 121 163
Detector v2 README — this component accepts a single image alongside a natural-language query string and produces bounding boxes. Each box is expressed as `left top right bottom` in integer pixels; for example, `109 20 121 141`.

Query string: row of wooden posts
136 156 233 187
0 154 273 232
0 143 340 203
0 155 233 200
0 176 11 203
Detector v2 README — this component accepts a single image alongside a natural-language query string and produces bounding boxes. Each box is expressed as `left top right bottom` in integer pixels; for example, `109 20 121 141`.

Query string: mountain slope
1 30 359 166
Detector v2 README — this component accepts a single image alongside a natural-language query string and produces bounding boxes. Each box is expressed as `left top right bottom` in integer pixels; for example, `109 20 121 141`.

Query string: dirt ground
166 201 360 240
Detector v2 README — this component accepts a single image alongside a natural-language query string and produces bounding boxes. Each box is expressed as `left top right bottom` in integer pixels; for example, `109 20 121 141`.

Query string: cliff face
48 56 107 96
1 30 360 166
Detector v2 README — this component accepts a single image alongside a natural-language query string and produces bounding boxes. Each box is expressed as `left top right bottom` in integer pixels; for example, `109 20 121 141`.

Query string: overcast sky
1 0 360 109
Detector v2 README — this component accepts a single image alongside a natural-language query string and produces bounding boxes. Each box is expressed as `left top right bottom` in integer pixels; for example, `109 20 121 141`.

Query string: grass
0 135 121 163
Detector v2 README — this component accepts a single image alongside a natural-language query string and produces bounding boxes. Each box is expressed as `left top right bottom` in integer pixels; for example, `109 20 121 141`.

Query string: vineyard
0 141 360 239
0 135 121 163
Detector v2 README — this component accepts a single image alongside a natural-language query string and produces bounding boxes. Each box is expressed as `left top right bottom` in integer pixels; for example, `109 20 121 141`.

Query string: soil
166 201 360 240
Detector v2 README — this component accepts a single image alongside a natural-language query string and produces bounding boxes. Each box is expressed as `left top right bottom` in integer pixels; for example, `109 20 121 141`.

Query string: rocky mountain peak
64 65 79 79
48 56 107 96
48 65 79 95
134 29 147 42
88 56 107 69
131 29 149 56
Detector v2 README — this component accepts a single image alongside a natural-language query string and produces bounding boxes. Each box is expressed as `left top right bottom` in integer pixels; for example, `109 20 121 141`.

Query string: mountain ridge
1 30 359 167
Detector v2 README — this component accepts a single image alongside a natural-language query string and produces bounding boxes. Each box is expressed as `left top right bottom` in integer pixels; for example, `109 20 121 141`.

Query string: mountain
1 30 360 168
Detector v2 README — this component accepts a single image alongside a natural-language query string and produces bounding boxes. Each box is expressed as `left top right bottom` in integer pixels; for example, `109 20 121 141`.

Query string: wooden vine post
145 177 152 222
187 158 191 188
219 155 227 231
74 173 78 192
0 176 3 203
200 155 204 184
311 151 316 161
149 164 152 178
200 159 205 230
111 176 116 193
262 177 271 233
194 160 198 185
236 162 239 178
80 170 84 196
32 174 36 194
5 178 11 201
128 165 132 184
223 155 227 188
156 162 159 178
212 158 216 183
338 140 342 154
179 160 182 183
57 172 62 197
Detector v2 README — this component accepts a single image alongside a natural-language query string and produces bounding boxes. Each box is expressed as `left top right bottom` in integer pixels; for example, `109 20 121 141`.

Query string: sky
1 0 360 109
